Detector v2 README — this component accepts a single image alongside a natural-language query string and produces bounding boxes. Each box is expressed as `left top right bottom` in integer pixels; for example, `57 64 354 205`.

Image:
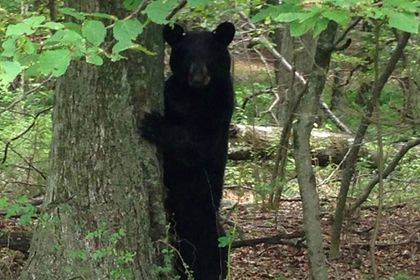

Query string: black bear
139 22 235 280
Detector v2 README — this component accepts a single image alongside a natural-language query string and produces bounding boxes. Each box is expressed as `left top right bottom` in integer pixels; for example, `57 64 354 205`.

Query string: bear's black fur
139 22 235 280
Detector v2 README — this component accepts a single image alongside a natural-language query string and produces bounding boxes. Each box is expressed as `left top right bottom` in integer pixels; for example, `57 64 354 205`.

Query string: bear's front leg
138 111 164 144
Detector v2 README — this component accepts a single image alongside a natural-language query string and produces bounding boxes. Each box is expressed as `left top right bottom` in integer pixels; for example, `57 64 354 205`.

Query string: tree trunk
292 21 338 280
269 26 316 206
19 2 166 280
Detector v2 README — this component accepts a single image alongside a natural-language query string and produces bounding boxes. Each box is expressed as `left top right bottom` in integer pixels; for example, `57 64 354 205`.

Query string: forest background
0 0 419 279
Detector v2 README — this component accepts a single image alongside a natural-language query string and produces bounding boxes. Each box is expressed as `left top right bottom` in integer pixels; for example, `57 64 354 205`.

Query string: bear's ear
213 22 235 46
163 24 185 46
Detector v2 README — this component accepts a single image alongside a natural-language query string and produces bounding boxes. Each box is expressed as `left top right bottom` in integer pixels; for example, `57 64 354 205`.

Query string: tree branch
333 17 362 47
231 231 305 248
240 12 352 134
1 107 53 165
350 138 420 213
166 0 187 20
329 31 411 259
0 76 52 116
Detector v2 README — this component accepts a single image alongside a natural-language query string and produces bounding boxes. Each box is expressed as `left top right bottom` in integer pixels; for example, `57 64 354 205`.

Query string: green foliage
0 85 51 199
382 0 420 33
252 0 420 36
152 225 182 280
0 195 36 225
112 18 147 60
145 0 178 24
0 1 182 85
188 0 211 8
68 228 136 279
82 20 106 47
218 227 237 248
113 19 143 42
218 227 237 280
233 81 274 125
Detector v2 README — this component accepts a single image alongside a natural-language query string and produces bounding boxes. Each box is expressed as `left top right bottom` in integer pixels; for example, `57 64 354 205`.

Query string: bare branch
350 138 420 213
0 76 52 116
232 231 305 248
166 0 187 20
1 107 53 166
240 12 352 134
333 17 362 47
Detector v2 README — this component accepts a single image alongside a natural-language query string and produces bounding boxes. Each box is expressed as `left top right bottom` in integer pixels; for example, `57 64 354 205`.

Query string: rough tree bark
19 2 167 280
292 21 338 280
329 32 410 259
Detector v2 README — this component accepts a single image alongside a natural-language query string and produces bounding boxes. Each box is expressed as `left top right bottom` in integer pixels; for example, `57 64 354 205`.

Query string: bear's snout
188 62 211 88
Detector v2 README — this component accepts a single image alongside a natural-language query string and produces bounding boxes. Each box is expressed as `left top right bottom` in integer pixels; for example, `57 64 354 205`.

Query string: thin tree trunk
369 103 385 280
19 2 166 279
329 32 410 259
269 27 315 206
292 21 338 280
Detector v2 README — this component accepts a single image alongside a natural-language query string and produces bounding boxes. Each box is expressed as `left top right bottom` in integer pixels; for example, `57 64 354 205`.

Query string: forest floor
225 196 420 280
0 197 419 279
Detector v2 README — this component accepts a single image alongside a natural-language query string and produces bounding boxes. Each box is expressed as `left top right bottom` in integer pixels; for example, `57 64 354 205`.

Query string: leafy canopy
252 0 420 36
0 0 212 85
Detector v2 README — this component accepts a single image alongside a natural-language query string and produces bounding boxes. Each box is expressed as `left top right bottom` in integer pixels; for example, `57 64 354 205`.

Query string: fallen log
0 231 32 253
2 229 304 253
229 124 358 166
231 231 305 248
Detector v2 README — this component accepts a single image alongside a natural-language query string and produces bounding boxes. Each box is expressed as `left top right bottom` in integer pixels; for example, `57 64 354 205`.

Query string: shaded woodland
0 1 419 279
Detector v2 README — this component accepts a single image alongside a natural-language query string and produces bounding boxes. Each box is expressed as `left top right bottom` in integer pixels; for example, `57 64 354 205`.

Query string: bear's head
163 22 235 89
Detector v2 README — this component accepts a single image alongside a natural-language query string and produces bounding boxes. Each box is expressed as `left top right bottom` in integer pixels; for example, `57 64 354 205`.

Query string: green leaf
16 195 29 204
19 204 36 225
274 12 306 23
384 0 420 12
314 18 330 37
364 8 385 20
38 49 72 77
218 236 230 247
290 16 316 36
0 60 22 84
322 9 350 26
252 5 283 22
17 54 39 68
23 40 37 54
0 197 8 208
6 23 33 36
188 0 209 7
112 40 132 59
63 22 82 34
23 15 46 27
47 29 84 45
86 54 103 66
113 19 143 42
60 7 85 20
145 0 177 24
388 12 419 33
6 204 20 218
82 20 106 47
1 39 16 57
